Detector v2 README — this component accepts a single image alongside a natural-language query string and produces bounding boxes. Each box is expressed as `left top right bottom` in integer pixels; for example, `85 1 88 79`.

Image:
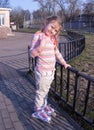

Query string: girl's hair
46 15 62 29
41 15 62 32
36 16 62 46
42 15 62 46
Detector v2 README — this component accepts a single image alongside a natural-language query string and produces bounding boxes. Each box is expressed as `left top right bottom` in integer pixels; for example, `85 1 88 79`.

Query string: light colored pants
34 68 55 109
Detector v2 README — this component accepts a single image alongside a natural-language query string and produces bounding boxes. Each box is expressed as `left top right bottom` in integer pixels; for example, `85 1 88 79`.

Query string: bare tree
32 9 43 24
33 0 82 21
34 0 57 17
54 0 82 21
82 1 94 28
0 0 10 7
54 0 68 21
83 2 94 14
10 7 31 30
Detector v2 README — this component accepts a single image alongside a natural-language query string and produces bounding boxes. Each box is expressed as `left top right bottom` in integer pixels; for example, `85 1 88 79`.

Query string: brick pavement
0 32 84 130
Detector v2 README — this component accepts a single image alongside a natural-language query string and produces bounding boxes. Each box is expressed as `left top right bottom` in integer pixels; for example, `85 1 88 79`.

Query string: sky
10 0 40 13
9 0 88 13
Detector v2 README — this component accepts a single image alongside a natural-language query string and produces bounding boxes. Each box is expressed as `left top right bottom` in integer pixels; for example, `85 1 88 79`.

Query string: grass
70 33 94 77
14 28 39 33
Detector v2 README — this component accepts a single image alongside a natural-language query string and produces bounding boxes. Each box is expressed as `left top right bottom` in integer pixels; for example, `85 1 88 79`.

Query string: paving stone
4 96 12 105
1 109 10 118
0 113 3 124
10 112 19 122
7 104 16 113
0 124 5 130
14 122 25 130
0 92 4 102
0 102 6 110
3 118 13 129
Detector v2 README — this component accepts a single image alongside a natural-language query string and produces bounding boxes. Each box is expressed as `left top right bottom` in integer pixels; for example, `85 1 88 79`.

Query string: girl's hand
64 63 71 69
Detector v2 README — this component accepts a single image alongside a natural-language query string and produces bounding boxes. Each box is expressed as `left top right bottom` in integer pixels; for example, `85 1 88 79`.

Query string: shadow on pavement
0 53 83 130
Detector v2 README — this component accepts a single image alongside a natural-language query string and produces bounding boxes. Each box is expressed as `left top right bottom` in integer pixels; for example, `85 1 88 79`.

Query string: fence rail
28 32 94 128
59 31 85 62
51 64 94 127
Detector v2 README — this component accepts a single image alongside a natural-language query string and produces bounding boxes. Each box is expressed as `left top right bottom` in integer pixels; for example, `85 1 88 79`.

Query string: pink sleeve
30 33 46 58
29 33 41 58
29 33 40 49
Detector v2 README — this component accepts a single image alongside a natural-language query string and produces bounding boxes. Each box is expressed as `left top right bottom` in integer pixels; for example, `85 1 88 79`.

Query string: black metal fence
28 32 94 128
51 64 94 128
59 32 85 62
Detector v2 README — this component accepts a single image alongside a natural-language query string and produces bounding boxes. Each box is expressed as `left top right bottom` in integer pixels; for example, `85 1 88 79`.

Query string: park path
0 32 83 130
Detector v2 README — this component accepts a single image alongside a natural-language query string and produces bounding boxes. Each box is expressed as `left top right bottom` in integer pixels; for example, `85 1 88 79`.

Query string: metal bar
83 81 91 116
73 71 79 110
60 65 63 97
66 69 70 102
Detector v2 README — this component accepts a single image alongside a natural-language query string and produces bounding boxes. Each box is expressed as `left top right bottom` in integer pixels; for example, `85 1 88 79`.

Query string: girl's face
44 21 60 37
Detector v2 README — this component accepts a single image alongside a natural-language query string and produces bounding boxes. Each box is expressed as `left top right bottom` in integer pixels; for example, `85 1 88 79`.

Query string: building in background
0 8 12 38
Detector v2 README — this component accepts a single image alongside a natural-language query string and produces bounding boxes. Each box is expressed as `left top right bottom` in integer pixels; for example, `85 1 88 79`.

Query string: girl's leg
32 70 53 122
35 78 52 109
34 70 54 109
32 70 55 121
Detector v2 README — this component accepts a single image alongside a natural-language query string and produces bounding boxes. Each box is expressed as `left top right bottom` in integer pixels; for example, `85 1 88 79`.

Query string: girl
30 16 71 123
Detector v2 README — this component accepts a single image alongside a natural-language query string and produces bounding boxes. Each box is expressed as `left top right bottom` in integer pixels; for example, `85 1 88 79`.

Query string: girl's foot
44 105 55 116
32 109 51 123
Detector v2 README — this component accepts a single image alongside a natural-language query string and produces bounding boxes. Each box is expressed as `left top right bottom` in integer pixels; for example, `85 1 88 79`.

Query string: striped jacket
30 32 65 72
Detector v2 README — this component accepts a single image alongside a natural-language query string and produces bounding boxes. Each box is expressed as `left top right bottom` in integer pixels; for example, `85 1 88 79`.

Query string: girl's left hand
64 63 71 69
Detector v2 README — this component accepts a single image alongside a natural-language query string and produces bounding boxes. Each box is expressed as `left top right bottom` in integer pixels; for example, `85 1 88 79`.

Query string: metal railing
59 38 85 62
51 64 94 127
28 32 94 128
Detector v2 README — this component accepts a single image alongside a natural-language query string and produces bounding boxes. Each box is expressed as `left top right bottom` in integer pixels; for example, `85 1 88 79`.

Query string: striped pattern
30 32 56 72
30 33 40 49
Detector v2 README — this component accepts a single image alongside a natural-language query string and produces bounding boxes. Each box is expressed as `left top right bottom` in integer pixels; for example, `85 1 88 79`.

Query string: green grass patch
70 33 94 76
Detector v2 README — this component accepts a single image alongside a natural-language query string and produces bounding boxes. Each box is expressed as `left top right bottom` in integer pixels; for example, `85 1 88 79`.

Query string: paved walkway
0 32 84 130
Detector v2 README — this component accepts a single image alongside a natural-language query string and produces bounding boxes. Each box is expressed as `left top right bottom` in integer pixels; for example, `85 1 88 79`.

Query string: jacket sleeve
30 33 40 50
30 33 45 58
29 33 40 58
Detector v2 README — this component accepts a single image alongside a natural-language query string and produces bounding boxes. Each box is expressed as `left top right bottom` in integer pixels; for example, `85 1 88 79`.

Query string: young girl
30 16 71 123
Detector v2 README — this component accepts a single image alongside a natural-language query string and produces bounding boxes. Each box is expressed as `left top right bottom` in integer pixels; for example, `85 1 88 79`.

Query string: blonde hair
36 16 62 46
43 16 62 46
46 15 62 30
